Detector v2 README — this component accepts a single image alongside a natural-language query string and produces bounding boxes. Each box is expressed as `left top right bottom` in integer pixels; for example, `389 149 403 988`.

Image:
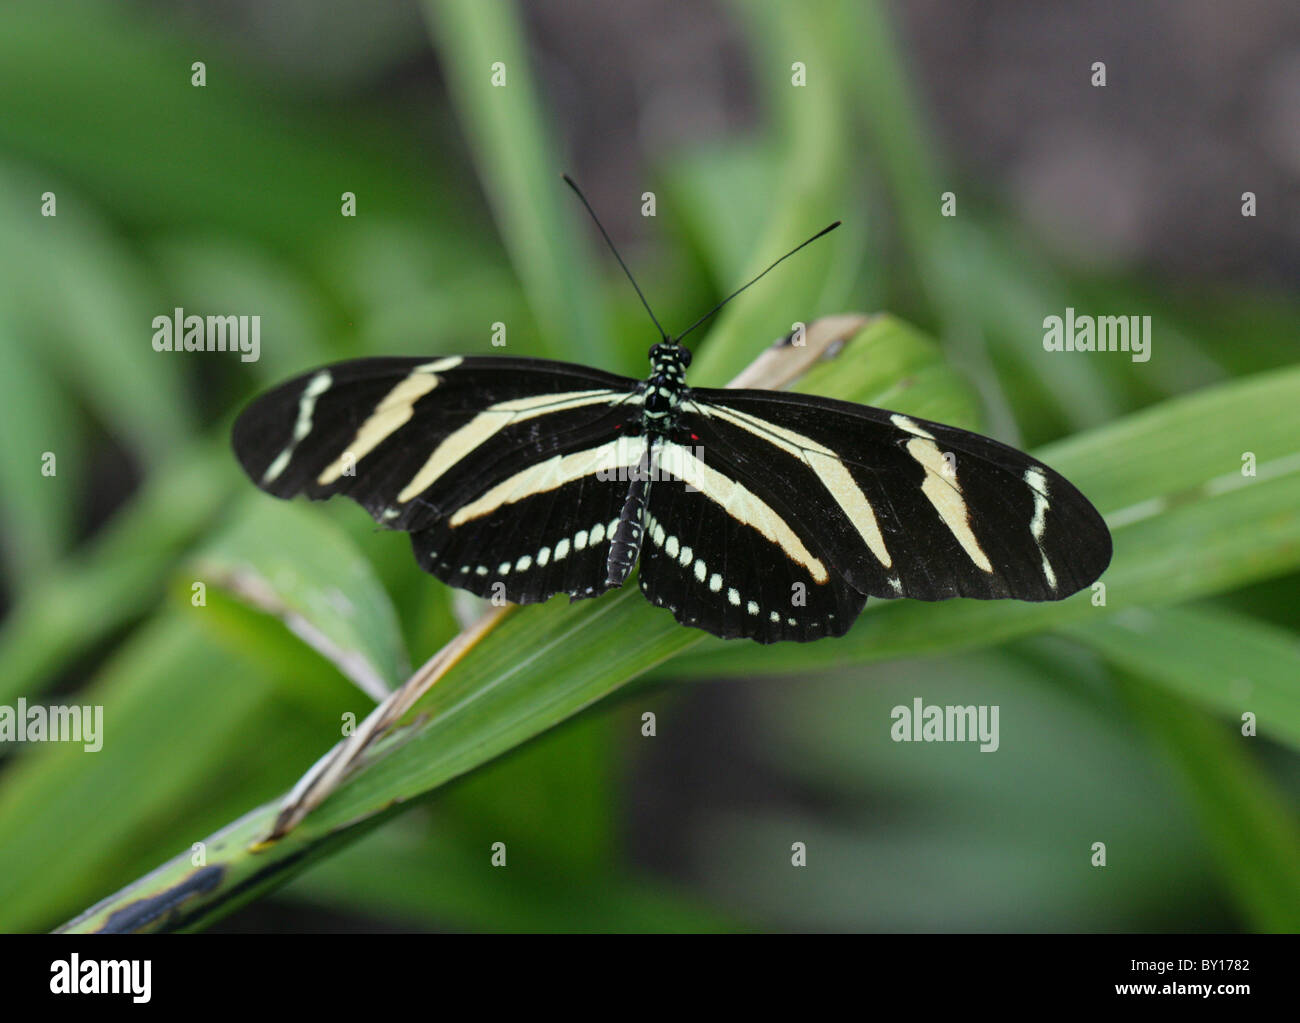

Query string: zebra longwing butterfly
231 181 1111 644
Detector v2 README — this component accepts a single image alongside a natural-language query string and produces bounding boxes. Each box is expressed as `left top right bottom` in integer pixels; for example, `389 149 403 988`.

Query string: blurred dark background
166 0 1300 278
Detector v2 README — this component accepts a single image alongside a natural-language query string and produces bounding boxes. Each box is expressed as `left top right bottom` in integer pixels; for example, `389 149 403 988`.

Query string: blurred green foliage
0 0 1297 932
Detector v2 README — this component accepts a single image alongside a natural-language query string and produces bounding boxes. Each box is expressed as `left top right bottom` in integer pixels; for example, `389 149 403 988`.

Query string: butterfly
232 179 1111 643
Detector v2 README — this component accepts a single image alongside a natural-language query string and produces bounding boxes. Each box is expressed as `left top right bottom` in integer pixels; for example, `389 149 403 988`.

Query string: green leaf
194 497 411 699
56 592 701 933
793 315 983 429
0 614 342 933
283 708 737 931
283 809 738 933
1060 606 1300 752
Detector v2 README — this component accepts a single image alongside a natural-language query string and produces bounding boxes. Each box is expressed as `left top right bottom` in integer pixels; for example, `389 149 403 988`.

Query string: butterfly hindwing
638 435 867 642
682 388 1112 603
410 467 638 605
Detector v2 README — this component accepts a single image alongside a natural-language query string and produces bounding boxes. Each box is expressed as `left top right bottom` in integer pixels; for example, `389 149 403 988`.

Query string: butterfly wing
670 388 1111 605
637 433 868 642
232 355 646 603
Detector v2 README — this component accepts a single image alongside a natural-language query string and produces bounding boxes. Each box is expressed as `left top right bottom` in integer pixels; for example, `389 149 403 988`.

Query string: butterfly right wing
682 387 1112 603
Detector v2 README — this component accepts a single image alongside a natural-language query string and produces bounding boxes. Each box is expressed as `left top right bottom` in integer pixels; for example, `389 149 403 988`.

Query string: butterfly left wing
232 355 647 604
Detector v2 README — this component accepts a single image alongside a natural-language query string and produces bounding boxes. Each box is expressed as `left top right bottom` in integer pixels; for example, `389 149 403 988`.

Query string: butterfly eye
678 347 692 368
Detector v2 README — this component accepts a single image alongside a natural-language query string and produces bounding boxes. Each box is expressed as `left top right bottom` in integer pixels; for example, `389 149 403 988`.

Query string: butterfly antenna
674 220 841 346
563 174 669 342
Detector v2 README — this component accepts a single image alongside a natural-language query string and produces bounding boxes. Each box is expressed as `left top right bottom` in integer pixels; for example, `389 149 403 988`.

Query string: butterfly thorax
641 342 691 430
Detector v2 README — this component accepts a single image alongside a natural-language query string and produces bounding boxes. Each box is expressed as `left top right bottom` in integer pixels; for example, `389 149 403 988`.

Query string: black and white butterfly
232 182 1111 644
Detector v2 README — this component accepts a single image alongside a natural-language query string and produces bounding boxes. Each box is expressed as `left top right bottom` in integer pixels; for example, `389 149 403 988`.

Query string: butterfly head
648 341 691 380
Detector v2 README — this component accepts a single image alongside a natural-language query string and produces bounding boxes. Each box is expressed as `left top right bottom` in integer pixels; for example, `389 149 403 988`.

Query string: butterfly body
640 341 691 426
232 339 1111 644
